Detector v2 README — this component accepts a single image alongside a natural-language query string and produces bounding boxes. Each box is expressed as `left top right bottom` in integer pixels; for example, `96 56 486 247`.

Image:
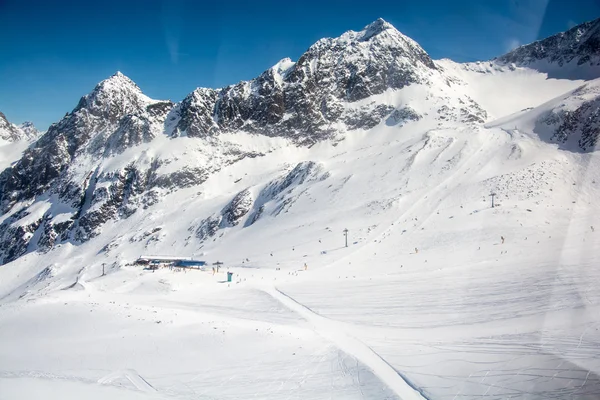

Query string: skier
501 236 505 244
304 263 308 271
415 247 419 254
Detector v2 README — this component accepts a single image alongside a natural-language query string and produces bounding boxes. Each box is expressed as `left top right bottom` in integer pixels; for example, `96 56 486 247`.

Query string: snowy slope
486 77 600 151
1 17 600 400
436 59 587 120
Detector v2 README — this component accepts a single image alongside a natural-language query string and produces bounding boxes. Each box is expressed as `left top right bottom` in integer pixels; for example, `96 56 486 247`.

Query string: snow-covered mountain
0 112 39 142
1 17 599 400
0 16 598 266
0 112 39 171
0 18 491 264
0 112 23 143
16 121 41 140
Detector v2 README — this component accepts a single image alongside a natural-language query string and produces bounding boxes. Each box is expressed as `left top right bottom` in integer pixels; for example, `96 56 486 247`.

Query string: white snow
50 212 76 225
436 59 588 120
0 139 31 170
10 200 52 228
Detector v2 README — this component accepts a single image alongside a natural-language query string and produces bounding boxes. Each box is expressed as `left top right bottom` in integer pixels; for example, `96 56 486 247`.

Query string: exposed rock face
194 189 253 242
245 161 327 226
192 162 328 242
386 107 421 126
559 97 600 150
539 82 600 151
267 162 325 198
195 215 223 242
104 101 173 155
176 89 219 138
222 189 253 227
437 97 488 124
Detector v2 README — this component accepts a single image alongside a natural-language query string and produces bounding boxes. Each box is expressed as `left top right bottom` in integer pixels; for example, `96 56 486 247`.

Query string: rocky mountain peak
304 18 436 76
0 111 27 142
83 71 144 103
355 17 395 41
99 71 140 92
72 71 152 124
17 121 40 140
173 18 440 142
270 58 295 80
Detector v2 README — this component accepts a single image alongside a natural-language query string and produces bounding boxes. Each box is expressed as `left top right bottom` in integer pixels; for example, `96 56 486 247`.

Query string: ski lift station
136 255 207 269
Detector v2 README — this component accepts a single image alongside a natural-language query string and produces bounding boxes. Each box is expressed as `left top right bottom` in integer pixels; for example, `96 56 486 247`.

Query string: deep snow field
1 67 599 400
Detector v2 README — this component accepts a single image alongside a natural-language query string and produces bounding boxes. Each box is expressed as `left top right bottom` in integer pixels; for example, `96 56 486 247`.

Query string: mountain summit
359 17 395 39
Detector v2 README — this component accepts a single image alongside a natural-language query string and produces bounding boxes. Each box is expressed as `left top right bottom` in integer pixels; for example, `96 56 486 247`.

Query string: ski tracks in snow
98 369 157 393
263 286 428 400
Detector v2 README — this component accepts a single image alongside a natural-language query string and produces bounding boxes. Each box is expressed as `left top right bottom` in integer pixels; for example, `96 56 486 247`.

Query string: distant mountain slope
496 17 600 79
0 112 39 171
0 112 38 142
0 112 23 142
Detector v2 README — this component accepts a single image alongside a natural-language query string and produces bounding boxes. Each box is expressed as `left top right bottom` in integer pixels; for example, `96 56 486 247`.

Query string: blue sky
0 0 598 130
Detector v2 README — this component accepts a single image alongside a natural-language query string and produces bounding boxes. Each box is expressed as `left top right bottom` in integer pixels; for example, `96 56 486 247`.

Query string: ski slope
1 64 599 399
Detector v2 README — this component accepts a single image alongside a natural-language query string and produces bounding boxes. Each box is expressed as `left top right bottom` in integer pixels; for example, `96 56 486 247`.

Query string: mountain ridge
0 17 598 266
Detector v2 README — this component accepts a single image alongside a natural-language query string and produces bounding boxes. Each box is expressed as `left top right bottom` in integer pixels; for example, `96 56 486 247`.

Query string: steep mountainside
486 77 600 151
